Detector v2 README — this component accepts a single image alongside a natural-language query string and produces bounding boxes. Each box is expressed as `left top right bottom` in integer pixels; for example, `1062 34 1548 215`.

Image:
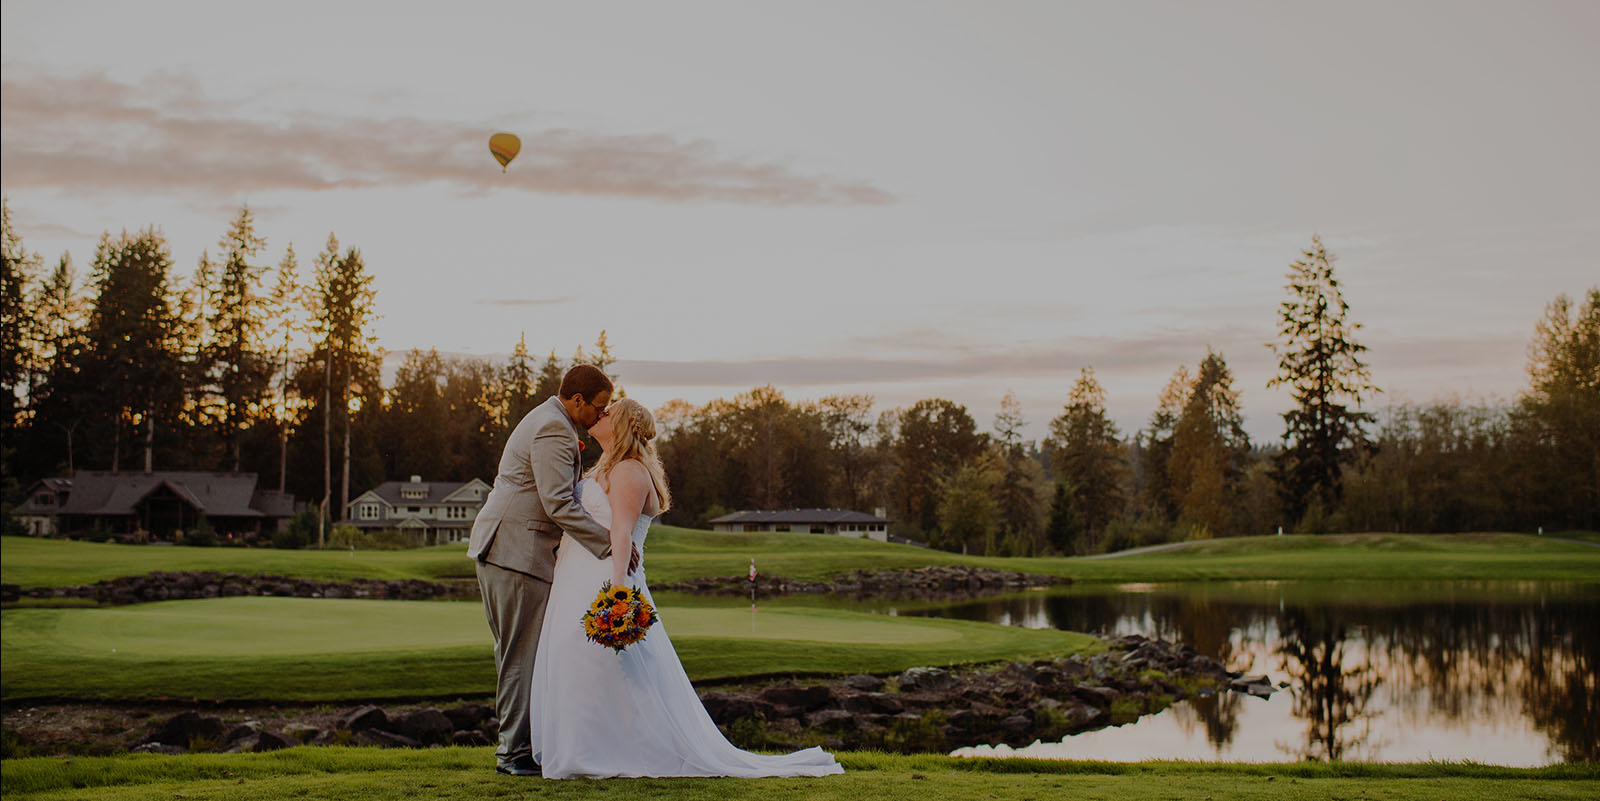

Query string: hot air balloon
489 133 521 172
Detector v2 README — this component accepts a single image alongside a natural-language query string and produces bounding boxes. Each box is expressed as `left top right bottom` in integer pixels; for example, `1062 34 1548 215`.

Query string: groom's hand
629 544 641 575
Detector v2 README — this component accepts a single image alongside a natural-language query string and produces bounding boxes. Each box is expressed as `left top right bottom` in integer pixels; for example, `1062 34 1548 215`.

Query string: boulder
844 674 885 693
253 731 296 752
221 723 259 747
392 708 453 745
356 729 421 749
841 692 904 715
757 684 833 713
897 667 956 693
701 692 763 725
149 712 225 748
339 705 388 733
443 704 493 730
452 729 491 746
284 723 322 744
998 662 1038 684
1070 685 1119 708
804 709 856 731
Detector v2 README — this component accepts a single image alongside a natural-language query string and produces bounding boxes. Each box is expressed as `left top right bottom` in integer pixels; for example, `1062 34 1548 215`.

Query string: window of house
407 506 420 513
775 524 790 532
810 525 825 534
38 494 55 506
359 503 379 520
402 488 426 500
743 523 761 532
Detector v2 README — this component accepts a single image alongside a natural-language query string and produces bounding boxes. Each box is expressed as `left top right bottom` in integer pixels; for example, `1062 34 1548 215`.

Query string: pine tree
306 234 380 533
1 198 41 436
1047 368 1127 552
534 349 564 406
83 228 185 473
1517 288 1600 530
28 255 88 472
504 332 537 425
1267 236 1379 526
1140 365 1191 521
1169 350 1250 538
204 207 273 470
992 391 1043 552
266 245 303 492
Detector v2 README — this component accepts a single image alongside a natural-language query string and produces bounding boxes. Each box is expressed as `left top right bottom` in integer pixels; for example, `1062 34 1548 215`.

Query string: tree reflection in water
898 581 1597 762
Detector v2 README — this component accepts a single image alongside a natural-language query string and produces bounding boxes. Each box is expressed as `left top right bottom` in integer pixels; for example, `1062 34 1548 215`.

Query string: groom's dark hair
560 364 614 403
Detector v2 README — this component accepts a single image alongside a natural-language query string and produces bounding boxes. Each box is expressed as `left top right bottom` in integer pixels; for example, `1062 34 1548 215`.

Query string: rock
149 712 225 748
757 684 833 713
355 729 421 749
1229 675 1274 697
701 692 763 725
452 729 491 746
841 692 904 715
999 714 1032 739
339 705 388 733
1070 686 1119 709
1056 658 1090 680
844 674 885 692
804 709 856 730
392 708 452 745
221 724 259 747
443 704 492 730
897 667 956 693
131 742 186 755
254 731 295 752
999 662 1038 684
284 723 322 744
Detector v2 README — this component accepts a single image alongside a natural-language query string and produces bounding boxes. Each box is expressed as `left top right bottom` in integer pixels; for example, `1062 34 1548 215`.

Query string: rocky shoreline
2 634 1279 758
658 565 1067 598
2 565 1065 608
1 571 467 606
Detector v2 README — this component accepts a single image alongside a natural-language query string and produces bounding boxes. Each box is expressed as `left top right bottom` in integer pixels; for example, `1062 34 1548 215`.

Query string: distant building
707 508 893 541
345 475 489 545
12 472 296 540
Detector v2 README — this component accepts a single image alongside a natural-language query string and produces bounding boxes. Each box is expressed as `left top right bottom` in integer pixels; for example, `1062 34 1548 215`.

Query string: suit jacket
468 396 612 581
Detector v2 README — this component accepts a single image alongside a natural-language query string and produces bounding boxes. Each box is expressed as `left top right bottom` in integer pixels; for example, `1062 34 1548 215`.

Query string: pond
884 581 1597 765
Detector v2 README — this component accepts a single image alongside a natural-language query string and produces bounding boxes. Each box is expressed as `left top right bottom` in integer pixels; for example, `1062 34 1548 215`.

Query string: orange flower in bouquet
582 581 658 652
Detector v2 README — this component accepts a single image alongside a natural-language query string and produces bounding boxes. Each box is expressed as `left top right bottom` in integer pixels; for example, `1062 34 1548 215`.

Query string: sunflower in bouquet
582 581 658 652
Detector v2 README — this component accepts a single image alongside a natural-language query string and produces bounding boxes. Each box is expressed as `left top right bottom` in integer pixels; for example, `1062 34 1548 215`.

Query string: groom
469 364 635 776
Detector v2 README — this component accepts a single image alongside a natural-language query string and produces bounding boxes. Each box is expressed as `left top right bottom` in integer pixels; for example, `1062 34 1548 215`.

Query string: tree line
4 202 1596 549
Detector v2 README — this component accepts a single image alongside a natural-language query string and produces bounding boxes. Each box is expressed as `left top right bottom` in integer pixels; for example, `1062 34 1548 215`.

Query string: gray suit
470 396 611 765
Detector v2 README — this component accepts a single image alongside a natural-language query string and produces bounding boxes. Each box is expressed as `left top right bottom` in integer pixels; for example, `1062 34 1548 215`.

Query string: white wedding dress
529 476 843 779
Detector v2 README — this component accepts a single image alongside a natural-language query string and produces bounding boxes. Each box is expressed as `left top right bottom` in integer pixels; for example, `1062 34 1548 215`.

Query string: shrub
272 508 318 549
179 514 217 547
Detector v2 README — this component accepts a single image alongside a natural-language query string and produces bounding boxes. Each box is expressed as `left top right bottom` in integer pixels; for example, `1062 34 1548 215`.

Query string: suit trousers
475 559 551 764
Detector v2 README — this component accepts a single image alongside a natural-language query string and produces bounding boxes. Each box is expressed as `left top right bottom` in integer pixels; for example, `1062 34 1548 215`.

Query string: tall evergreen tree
1140 365 1191 521
1047 367 1127 552
306 235 380 531
1267 236 1379 525
1 198 41 440
1169 350 1250 538
204 207 273 470
1516 287 1600 530
265 245 303 492
503 332 537 425
533 349 564 407
27 255 89 473
82 228 186 472
992 391 1044 553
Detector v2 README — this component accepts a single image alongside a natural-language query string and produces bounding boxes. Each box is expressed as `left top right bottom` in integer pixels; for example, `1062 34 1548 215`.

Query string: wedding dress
529 475 843 779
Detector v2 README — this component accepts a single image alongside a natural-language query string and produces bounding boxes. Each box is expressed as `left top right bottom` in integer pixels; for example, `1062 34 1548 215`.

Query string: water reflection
897 581 1598 764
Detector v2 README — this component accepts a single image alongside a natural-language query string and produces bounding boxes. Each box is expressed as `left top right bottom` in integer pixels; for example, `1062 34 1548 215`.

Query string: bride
528 398 843 779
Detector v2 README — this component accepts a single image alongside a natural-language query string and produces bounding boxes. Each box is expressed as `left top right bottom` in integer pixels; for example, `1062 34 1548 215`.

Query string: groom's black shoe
495 755 541 777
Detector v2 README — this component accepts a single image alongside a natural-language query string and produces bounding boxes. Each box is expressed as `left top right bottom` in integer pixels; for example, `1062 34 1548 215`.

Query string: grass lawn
1 747 1594 800
0 597 1099 702
6 531 1599 591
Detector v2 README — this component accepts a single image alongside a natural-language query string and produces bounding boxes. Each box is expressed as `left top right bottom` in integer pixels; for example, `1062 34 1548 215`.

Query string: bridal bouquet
582 582 658 652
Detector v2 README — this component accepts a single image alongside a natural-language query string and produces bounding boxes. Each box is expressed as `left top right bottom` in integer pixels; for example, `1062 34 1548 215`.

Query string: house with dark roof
12 472 296 540
345 475 490 545
707 508 893 541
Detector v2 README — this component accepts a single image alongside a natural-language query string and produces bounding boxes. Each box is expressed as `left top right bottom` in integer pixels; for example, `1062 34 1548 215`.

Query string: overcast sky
4 1 1595 442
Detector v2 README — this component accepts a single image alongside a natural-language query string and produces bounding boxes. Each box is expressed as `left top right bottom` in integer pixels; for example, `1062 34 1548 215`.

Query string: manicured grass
7 531 1599 591
1 747 1593 800
0 597 1099 701
0 536 476 588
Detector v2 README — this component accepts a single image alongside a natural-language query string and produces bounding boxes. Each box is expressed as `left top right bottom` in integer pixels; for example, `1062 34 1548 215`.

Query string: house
12 472 296 540
345 475 490 545
707 508 893 541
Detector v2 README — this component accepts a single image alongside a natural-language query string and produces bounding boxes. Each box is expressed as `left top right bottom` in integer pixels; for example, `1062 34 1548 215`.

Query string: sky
4 1 1596 443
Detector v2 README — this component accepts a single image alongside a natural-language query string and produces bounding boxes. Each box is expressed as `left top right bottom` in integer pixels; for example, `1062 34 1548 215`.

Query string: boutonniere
579 441 586 452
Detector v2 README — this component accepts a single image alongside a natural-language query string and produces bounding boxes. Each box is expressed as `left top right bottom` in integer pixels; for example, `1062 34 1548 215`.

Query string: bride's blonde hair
588 398 673 514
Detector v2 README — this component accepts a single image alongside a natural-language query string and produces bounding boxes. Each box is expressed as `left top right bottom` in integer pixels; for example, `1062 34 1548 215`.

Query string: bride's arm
604 461 650 588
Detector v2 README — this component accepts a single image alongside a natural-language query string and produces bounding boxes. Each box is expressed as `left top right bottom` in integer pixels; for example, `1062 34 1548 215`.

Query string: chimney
410 475 422 483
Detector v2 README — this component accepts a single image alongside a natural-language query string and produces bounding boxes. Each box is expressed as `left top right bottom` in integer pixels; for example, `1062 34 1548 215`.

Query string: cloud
0 67 895 206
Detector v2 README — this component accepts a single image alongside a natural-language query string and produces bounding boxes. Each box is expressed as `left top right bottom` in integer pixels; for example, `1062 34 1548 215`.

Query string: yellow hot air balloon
489 133 521 172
